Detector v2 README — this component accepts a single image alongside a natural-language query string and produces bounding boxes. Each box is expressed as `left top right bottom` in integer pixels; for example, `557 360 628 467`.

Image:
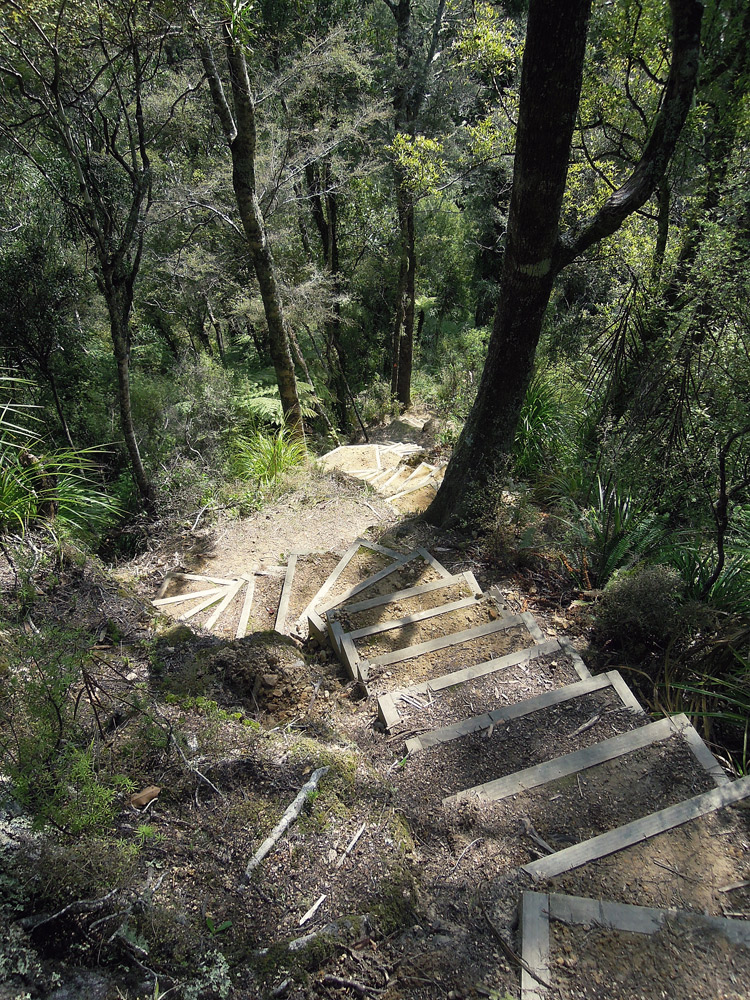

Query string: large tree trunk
427 0 592 524
427 0 703 526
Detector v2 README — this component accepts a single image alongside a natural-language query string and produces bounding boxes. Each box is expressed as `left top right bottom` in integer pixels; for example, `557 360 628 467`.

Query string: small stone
262 673 280 687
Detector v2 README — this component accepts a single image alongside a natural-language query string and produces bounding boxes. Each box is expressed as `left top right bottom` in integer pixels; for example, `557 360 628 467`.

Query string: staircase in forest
154 443 750 999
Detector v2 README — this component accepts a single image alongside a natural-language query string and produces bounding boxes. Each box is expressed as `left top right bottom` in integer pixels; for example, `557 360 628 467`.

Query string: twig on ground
245 766 329 877
449 837 482 875
568 712 601 738
481 899 552 990
321 974 385 996
169 731 226 801
521 816 555 856
336 822 367 868
23 888 119 930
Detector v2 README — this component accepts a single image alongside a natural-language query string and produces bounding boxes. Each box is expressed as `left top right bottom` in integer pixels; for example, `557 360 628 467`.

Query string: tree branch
554 0 703 272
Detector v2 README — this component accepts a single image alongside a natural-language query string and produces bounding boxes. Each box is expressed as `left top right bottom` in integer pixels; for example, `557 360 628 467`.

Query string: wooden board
275 553 298 633
524 774 750 880
444 715 688 804
235 575 256 639
520 891 550 1000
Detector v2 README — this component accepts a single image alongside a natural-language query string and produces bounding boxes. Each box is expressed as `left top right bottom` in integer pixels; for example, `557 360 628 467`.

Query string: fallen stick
245 766 329 877
336 822 367 869
321 974 384 996
299 893 326 926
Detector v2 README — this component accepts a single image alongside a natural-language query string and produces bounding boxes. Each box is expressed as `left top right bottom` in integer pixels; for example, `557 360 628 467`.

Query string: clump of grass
230 425 306 486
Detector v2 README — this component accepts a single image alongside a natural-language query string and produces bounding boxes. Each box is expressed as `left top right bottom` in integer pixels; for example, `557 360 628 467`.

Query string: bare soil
387 649 585 731
367 622 538 692
550 913 750 1000
354 598 496 660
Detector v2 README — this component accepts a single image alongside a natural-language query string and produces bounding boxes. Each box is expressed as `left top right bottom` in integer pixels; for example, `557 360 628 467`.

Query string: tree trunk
197 27 304 439
427 0 703 526
395 190 416 408
104 280 153 506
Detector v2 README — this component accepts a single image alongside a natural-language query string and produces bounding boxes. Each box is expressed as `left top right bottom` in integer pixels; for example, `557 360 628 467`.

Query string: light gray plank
370 613 529 667
521 612 546 643
179 587 230 620
235 576 256 639
605 670 646 714
394 638 561 698
154 586 224 606
274 553 298 633
547 892 750 947
318 551 417 613
205 577 245 630
406 674 614 754
335 572 477 615
416 546 452 579
349 595 480 640
674 722 730 785
558 637 592 680
525 774 750 880
377 693 400 730
444 716 684 804
520 891 550 1000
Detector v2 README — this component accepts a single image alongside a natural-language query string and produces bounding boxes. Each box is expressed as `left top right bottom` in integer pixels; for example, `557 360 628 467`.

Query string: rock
130 785 161 809
262 673 280 687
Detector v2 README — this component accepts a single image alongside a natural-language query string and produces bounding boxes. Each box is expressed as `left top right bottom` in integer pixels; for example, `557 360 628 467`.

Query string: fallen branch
336 822 367 869
321 974 384 996
521 815 555 856
481 900 551 990
568 712 601 738
23 888 119 930
245 766 329 877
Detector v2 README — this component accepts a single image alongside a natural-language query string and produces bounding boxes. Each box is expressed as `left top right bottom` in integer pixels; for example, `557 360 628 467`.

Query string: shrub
594 563 684 651
230 425 306 486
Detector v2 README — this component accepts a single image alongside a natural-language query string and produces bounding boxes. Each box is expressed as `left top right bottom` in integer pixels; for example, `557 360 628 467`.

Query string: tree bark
427 0 703 526
196 25 304 439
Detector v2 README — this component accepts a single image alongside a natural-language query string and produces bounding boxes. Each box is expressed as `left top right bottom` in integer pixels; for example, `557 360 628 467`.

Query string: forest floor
1 413 748 1000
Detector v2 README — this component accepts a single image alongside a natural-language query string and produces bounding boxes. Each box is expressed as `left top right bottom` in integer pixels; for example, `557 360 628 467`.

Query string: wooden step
377 638 591 730
520 890 750 1000
524 772 750 881
404 669 644 754
360 611 545 692
444 714 728 806
343 595 502 670
318 546 452 625
327 570 482 634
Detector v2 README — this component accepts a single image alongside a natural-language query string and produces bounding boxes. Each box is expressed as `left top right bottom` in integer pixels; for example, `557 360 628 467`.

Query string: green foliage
0 627 134 833
230 425 306 486
560 478 665 587
0 377 120 537
389 134 445 197
513 371 570 476
594 564 684 650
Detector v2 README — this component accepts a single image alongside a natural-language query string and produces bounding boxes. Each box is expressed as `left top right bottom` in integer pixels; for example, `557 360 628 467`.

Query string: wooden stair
154 519 750 997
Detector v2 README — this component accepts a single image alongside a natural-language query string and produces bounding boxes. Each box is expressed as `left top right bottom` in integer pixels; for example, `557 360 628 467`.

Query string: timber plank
444 715 686 804
523 773 750 880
